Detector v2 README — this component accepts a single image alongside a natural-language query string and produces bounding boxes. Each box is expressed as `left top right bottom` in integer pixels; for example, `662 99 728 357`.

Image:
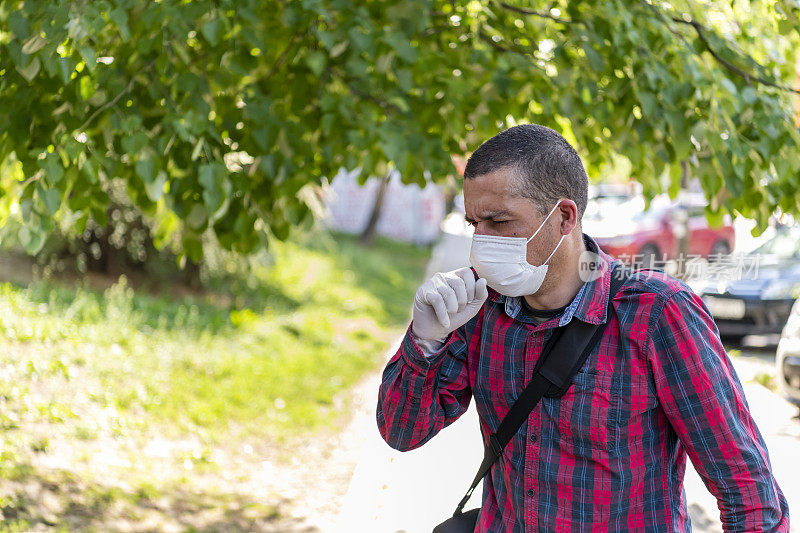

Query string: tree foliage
1 0 799 260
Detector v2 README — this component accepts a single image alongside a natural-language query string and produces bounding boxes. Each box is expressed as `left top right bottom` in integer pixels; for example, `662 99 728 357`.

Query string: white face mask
469 201 566 297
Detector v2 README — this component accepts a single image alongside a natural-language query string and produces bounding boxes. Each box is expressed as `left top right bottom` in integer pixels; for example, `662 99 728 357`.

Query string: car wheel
709 239 731 262
639 244 660 270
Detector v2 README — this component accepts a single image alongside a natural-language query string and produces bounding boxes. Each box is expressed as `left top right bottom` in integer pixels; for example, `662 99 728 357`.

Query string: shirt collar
484 233 619 327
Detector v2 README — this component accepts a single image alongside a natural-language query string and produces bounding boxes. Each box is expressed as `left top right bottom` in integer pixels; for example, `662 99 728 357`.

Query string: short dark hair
463 124 589 220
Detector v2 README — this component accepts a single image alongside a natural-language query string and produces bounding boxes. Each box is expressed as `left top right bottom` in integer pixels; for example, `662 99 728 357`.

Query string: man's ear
558 200 579 234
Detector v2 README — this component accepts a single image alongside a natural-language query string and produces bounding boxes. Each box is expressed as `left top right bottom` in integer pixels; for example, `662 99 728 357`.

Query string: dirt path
269 352 392 532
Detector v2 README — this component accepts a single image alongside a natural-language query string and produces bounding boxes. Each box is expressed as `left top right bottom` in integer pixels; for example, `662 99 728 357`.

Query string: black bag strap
451 262 630 517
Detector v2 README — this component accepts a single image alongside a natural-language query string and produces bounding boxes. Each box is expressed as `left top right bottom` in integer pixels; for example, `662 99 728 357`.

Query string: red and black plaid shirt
377 234 789 532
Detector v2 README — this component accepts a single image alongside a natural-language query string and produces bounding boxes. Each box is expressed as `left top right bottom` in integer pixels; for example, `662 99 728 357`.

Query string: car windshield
752 227 800 259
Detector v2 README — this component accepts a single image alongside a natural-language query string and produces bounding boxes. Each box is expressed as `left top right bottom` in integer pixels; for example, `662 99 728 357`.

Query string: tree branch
477 28 515 54
475 27 552 81
329 67 405 115
491 1 574 24
262 28 306 85
78 59 157 132
673 16 800 95
642 0 800 96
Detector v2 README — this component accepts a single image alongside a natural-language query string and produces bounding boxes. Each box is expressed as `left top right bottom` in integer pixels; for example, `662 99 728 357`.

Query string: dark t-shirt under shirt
520 297 568 325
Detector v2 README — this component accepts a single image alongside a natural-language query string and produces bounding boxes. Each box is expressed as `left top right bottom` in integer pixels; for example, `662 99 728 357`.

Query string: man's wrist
409 328 447 357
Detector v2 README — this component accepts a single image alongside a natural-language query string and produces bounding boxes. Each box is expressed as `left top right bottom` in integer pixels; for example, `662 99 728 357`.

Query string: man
376 124 789 531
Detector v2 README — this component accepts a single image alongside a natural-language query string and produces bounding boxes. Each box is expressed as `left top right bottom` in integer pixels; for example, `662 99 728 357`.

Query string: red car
586 194 735 267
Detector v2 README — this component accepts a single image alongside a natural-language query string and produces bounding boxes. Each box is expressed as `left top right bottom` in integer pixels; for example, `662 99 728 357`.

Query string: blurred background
1 0 799 531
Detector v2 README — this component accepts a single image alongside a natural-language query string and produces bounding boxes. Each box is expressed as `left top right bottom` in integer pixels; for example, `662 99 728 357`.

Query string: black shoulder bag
432 264 629 533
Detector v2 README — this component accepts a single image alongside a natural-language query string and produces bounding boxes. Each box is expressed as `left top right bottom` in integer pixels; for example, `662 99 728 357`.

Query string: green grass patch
753 372 777 392
0 231 429 442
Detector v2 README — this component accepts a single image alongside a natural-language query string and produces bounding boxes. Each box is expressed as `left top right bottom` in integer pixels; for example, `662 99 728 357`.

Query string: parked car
584 193 735 268
689 225 800 344
777 297 800 412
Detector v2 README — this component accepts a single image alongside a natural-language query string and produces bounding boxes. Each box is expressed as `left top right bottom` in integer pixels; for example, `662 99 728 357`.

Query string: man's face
463 167 562 268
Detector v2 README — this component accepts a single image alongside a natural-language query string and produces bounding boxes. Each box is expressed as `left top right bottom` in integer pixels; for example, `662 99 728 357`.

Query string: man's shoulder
617 265 693 306
615 266 707 344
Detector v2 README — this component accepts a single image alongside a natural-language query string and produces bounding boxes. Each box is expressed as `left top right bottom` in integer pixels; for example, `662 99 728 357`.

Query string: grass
753 372 777 392
0 229 430 530
0 231 428 440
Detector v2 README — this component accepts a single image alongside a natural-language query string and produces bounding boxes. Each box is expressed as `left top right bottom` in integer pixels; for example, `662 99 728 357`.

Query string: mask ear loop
543 234 566 265
526 201 562 243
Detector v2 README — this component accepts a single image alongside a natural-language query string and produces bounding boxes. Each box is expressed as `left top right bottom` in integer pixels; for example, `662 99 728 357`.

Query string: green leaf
39 154 64 184
396 68 413 91
582 42 605 72
348 27 373 52
202 18 223 46
384 32 417 63
87 89 107 107
182 233 204 262
639 92 656 117
16 57 41 82
668 163 682 198
122 133 149 155
144 170 168 202
19 224 45 255
74 212 89 233
741 86 757 105
79 76 95 100
304 50 327 76
197 163 231 220
186 203 208 230
271 218 290 240
286 203 309 225
58 56 78 84
36 184 61 215
135 155 157 183
316 29 336 50
8 12 29 40
198 163 218 190
719 77 737 95
109 8 131 40
78 46 97 72
330 41 349 58
704 205 724 227
21 33 47 55
91 205 108 226
68 189 91 211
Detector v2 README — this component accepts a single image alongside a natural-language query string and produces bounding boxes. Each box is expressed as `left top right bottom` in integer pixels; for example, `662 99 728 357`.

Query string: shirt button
530 433 537 442
527 489 535 497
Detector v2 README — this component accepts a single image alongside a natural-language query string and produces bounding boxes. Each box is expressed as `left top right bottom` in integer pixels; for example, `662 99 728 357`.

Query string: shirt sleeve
647 288 790 532
376 320 472 452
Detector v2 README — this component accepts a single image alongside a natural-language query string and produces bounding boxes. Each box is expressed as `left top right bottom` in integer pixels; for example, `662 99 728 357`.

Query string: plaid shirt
376 234 789 532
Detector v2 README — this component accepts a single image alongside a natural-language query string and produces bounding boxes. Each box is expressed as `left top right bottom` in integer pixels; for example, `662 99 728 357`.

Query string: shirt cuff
402 323 456 373
411 332 446 356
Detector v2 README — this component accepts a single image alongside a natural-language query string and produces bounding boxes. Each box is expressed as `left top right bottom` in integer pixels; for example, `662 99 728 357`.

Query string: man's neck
522 235 587 311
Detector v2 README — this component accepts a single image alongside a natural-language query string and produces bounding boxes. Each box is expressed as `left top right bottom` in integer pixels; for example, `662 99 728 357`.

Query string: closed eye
465 218 510 227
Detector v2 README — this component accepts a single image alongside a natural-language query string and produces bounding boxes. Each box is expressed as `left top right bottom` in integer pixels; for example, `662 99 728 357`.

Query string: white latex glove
411 267 489 353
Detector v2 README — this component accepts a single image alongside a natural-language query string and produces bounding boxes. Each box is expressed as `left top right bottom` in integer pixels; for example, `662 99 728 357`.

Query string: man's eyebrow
465 210 512 223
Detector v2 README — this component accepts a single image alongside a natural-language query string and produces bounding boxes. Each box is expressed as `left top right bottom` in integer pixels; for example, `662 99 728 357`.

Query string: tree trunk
182 258 202 291
674 161 691 280
359 171 392 246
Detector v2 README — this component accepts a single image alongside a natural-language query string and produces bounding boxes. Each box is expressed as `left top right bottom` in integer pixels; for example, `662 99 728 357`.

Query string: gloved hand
411 267 489 352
